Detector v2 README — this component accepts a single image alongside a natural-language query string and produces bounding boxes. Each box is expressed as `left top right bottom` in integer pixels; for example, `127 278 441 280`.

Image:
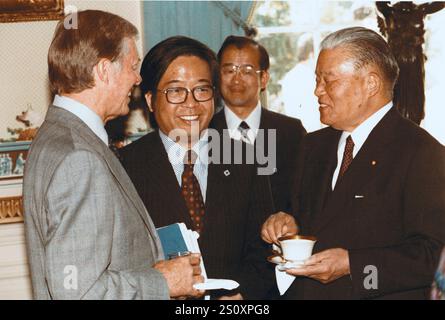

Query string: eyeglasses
221 64 262 78
158 85 215 104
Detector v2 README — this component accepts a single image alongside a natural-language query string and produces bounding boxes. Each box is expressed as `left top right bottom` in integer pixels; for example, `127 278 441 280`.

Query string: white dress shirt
331 102 393 189
159 130 209 201
224 102 262 144
53 94 108 146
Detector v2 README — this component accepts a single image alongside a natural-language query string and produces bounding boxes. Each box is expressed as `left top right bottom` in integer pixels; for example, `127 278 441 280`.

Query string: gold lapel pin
371 160 377 166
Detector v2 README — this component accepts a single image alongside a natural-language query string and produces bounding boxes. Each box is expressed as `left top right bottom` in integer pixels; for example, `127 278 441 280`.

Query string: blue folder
156 223 189 259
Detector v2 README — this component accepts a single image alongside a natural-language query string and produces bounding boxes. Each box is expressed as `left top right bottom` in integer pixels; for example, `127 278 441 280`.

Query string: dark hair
140 36 220 128
48 10 138 95
321 27 399 95
217 35 270 71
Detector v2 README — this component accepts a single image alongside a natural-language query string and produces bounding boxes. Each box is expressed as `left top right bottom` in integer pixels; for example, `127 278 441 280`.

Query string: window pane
253 1 378 132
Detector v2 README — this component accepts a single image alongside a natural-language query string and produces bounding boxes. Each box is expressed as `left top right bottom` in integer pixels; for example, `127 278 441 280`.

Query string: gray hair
320 27 399 94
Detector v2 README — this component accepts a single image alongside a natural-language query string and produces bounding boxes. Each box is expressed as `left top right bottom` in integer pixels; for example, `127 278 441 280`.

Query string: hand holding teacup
261 211 299 245
284 248 351 284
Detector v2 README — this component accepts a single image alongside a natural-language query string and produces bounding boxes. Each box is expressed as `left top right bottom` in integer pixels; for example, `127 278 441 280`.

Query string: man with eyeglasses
213 35 306 214
120 36 276 300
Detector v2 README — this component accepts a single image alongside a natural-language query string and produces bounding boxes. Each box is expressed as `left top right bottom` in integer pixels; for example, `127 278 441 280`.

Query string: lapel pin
371 160 377 166
224 170 230 177
355 195 364 199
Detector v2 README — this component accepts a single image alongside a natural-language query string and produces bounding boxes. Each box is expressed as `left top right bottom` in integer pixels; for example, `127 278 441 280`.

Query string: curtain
142 1 255 53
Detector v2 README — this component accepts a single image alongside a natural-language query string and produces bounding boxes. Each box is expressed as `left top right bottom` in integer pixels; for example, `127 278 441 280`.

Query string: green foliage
257 34 300 97
252 2 302 105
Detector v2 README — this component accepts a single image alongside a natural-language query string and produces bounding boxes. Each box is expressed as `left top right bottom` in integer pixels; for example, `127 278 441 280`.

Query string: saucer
267 253 285 264
193 279 239 291
267 254 305 270
277 260 305 271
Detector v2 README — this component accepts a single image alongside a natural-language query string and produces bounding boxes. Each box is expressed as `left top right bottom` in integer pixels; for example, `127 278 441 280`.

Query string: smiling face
219 45 269 117
146 55 214 139
314 47 375 132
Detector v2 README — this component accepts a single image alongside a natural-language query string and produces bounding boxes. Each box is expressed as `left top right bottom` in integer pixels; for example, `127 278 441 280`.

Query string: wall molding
0 223 32 299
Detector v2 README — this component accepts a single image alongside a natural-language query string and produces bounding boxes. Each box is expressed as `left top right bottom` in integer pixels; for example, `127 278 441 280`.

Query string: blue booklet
156 222 239 293
156 223 189 259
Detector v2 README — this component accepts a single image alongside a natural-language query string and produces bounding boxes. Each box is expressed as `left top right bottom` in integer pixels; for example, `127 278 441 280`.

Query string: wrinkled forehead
316 48 357 76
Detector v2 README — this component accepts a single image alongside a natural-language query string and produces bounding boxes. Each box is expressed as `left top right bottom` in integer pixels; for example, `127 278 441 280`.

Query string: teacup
278 235 317 263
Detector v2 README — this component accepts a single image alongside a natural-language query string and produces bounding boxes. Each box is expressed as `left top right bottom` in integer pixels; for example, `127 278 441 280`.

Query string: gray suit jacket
23 106 169 300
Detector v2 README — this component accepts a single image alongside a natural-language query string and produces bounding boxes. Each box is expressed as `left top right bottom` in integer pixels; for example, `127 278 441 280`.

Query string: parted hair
320 27 399 93
48 10 138 95
217 35 270 71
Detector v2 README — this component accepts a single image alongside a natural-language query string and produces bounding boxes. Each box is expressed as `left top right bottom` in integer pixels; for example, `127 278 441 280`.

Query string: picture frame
0 0 64 23
0 141 31 224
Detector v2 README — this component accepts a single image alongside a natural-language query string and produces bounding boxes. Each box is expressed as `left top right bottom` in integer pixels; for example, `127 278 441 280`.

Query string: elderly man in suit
212 35 306 213
120 36 275 299
261 27 445 299
23 10 203 300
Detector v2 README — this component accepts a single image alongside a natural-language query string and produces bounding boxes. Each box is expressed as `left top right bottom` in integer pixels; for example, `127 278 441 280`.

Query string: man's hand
285 248 350 284
154 253 205 298
261 212 298 244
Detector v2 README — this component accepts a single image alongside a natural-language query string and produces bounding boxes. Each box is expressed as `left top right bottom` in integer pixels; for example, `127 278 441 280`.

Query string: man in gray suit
23 10 204 300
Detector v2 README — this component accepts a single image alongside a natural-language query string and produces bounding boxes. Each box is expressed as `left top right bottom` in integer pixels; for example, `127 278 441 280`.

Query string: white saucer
277 260 305 271
193 279 239 291
267 254 305 270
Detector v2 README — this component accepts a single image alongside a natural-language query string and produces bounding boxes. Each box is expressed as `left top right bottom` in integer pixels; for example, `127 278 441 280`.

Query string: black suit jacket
211 108 306 212
120 129 276 299
287 107 445 299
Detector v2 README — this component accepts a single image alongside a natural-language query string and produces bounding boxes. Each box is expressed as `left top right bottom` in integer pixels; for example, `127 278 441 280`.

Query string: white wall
0 223 31 299
0 0 144 141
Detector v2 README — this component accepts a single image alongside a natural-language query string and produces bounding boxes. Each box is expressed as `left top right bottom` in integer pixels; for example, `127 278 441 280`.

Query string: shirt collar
339 102 393 157
223 102 262 132
158 129 209 166
53 94 108 145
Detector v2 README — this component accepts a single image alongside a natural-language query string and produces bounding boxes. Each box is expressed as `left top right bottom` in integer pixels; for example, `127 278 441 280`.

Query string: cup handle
272 243 282 255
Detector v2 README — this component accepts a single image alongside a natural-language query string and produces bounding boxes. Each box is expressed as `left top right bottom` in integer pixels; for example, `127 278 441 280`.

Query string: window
252 1 445 144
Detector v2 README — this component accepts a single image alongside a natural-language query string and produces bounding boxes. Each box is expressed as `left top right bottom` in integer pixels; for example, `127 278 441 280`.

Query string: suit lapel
203 139 253 243
306 128 341 232
259 107 268 129
259 107 273 130
144 132 193 228
203 121 235 237
210 109 228 132
48 107 161 248
203 161 226 238
312 107 402 234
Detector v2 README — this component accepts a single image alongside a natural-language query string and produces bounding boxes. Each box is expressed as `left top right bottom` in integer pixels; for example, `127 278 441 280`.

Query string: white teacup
278 235 317 263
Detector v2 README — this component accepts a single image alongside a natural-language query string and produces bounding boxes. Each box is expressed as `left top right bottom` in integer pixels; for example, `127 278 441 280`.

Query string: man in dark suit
261 27 445 299
120 36 275 299
213 36 306 213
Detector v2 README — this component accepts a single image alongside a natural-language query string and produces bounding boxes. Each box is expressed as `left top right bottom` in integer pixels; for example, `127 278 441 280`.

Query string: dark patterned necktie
238 121 251 144
181 150 205 233
338 135 355 180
